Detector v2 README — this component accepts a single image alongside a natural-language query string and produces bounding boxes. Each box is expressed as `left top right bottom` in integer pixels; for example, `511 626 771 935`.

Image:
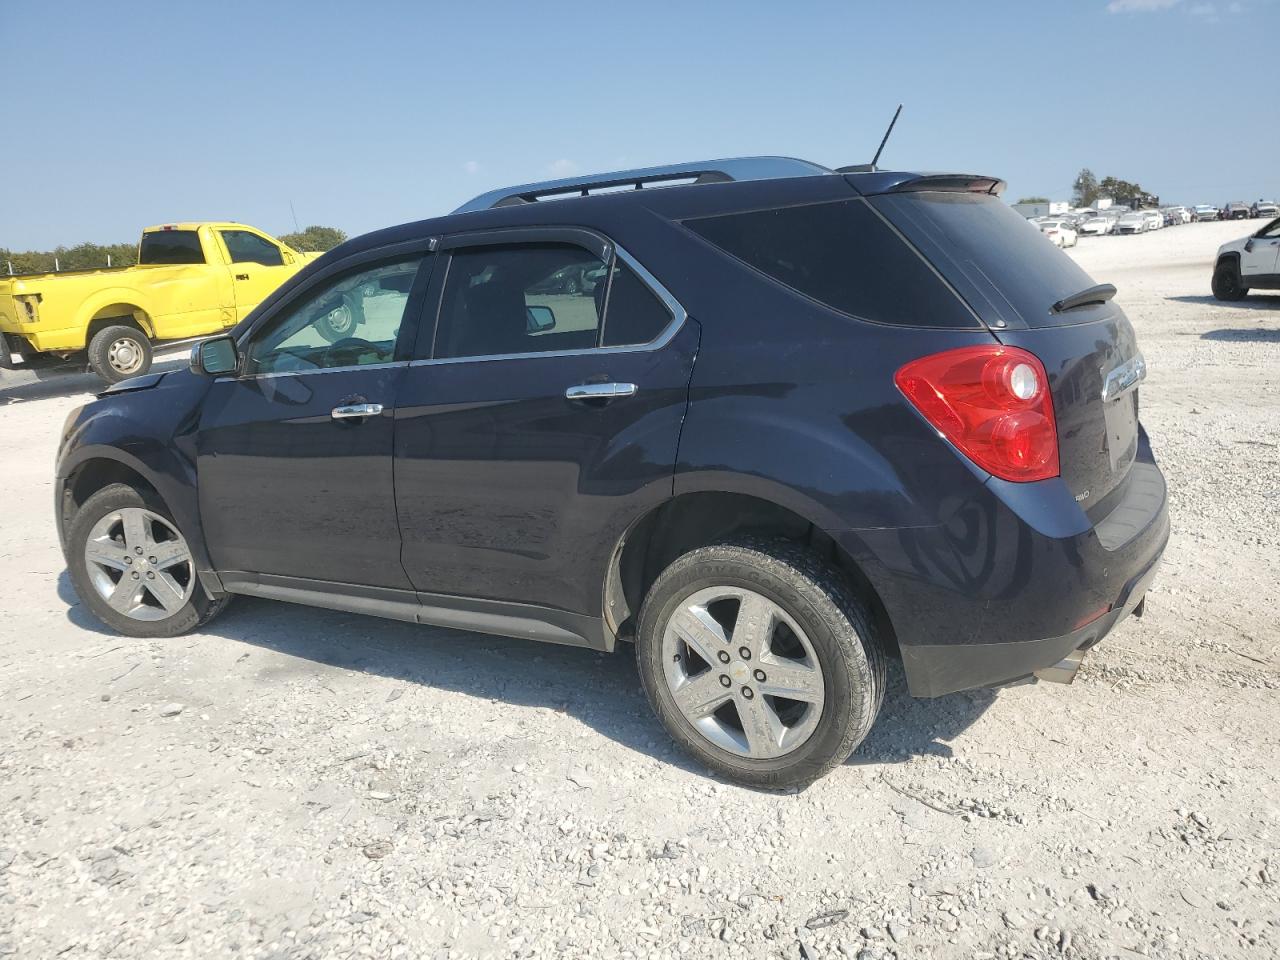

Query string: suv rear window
873 192 1099 329
683 199 977 328
139 230 204 265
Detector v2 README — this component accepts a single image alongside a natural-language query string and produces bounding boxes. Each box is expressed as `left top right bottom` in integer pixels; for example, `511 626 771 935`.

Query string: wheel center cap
729 662 750 684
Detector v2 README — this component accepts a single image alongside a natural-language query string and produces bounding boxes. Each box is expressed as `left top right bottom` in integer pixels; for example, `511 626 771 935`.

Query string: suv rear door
393 228 697 633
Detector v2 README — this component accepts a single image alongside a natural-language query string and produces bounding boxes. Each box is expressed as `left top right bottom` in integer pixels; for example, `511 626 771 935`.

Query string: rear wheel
1212 260 1248 302
67 483 229 638
87 324 152 383
636 539 885 788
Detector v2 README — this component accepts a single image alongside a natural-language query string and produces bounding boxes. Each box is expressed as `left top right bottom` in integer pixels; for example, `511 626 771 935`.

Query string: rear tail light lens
895 345 1059 482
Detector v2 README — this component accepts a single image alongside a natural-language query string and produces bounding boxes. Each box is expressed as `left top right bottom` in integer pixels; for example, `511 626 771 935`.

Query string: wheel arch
76 289 156 341
604 490 899 660
58 444 222 598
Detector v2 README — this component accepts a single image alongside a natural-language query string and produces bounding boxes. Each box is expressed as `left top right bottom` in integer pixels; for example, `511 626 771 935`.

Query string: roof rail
452 156 833 214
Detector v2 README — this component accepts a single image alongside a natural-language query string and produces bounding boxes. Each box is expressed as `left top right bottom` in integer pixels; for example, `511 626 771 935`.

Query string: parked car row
1029 199 1276 238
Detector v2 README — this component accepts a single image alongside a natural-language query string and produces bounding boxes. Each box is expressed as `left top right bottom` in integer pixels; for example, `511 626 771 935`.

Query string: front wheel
87 324 152 383
636 539 885 788
1212 261 1248 302
67 483 229 638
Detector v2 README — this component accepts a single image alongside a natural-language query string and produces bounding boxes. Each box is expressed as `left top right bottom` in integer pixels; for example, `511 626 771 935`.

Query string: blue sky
7 0 1278 249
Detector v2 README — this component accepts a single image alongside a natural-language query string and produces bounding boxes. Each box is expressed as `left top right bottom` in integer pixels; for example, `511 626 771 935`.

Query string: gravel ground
1 220 1277 960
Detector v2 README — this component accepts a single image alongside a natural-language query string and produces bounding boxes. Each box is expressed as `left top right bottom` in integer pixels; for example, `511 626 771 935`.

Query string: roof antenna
836 104 903 173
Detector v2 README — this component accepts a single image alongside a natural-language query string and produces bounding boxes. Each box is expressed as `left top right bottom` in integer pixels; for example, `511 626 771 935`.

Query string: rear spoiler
844 171 1006 197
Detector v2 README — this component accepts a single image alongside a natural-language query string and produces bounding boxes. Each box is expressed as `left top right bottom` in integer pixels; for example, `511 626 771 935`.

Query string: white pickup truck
1212 217 1280 301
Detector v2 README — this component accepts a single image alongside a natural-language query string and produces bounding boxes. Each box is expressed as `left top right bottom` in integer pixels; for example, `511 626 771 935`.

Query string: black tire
87 324 152 383
67 483 229 639
636 538 886 788
1212 260 1248 302
315 293 362 343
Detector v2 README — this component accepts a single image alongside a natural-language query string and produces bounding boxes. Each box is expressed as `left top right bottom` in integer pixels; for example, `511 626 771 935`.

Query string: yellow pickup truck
0 222 322 382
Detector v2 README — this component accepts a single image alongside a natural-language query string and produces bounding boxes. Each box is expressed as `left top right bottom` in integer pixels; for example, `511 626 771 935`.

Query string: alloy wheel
661 586 825 759
83 508 195 621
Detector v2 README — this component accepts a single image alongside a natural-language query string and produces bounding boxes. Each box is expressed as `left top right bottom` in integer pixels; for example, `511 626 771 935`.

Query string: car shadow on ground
57 571 996 783
1167 294 1280 313
1199 327 1280 343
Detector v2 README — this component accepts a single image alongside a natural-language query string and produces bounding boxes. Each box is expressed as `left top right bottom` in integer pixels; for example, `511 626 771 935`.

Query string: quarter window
244 258 423 375
601 261 672 346
222 230 285 267
433 244 605 359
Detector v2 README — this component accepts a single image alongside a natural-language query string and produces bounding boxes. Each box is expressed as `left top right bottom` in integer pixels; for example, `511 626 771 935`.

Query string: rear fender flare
76 288 156 339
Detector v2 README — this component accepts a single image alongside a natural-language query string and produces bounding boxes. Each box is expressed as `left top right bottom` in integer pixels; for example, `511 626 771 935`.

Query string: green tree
2 241 136 275
278 225 347 253
1073 168 1100 208
1099 176 1158 208
1016 196 1050 205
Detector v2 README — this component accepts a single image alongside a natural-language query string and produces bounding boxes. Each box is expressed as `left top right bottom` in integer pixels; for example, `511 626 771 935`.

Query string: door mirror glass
192 335 239 376
526 305 557 332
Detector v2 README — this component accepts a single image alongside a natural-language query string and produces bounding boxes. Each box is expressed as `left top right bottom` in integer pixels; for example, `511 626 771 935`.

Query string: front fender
57 369 215 576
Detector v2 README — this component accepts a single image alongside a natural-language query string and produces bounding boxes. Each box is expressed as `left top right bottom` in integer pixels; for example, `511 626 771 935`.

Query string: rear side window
221 230 284 266
683 199 977 328
873 191 1099 328
434 243 604 359
139 230 204 265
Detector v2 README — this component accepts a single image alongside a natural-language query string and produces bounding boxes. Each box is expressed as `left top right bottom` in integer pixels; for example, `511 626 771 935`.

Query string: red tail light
895 345 1059 482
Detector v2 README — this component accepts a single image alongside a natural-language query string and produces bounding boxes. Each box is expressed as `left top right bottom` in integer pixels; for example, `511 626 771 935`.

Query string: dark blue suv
56 157 1168 787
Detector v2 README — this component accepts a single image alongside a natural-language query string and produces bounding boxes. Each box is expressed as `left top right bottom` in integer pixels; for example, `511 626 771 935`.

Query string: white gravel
1 220 1277 959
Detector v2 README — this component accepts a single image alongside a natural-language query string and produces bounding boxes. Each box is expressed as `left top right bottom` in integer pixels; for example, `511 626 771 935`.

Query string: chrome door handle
331 402 383 420
565 382 637 401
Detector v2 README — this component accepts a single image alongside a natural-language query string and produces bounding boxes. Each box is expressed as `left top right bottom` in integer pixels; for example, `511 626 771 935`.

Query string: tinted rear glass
873 192 1098 328
683 199 978 328
139 230 204 265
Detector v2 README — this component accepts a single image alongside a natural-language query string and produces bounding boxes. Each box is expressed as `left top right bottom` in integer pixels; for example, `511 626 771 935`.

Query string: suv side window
601 261 672 346
686 199 978 329
433 243 604 359
244 258 423 375
222 229 285 267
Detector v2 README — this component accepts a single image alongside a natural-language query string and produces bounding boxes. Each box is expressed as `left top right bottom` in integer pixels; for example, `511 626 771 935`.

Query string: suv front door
1242 219 1280 281
197 246 433 590
393 230 697 635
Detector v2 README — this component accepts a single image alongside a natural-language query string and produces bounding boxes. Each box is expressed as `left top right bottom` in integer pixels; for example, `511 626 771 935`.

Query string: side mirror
1245 239 1255 253
526 304 557 333
190 335 239 376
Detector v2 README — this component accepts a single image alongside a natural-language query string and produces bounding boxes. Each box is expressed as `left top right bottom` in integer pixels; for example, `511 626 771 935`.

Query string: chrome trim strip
1100 352 1147 402
215 360 407 383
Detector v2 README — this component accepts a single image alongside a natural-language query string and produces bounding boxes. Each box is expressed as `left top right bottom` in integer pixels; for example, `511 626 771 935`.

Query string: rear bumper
843 435 1169 698
896 542 1162 697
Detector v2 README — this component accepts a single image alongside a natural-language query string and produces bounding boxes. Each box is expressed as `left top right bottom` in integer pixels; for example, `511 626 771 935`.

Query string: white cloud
462 160 480 175
546 158 578 177
1106 0 1179 11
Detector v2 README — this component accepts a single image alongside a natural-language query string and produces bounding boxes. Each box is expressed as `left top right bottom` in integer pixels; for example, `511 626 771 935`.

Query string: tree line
3 225 347 275
1016 170 1158 210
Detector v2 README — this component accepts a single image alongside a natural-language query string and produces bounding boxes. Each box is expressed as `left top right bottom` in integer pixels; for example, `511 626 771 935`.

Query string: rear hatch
871 187 1143 510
